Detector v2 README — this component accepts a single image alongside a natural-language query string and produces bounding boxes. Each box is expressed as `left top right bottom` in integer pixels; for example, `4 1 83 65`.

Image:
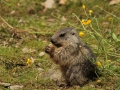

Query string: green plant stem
97 5 120 19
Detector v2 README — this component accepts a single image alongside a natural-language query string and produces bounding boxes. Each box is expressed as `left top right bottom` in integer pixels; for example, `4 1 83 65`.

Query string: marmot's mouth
51 42 62 47
50 39 62 47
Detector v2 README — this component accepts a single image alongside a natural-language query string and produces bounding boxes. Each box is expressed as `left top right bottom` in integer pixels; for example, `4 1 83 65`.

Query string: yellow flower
108 17 113 21
27 58 32 66
79 31 84 37
106 60 111 63
81 19 91 25
95 5 99 8
81 19 85 23
96 79 101 83
86 20 91 24
89 10 93 15
82 4 85 9
96 61 102 67
89 10 93 13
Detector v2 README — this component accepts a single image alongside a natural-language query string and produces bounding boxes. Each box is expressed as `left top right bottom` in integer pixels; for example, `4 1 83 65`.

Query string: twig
29 32 53 36
0 15 51 36
0 15 14 29
97 5 120 19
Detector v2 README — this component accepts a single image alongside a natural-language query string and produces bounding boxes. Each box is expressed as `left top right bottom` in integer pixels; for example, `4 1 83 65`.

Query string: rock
89 84 95 88
0 82 11 87
41 0 55 9
38 52 45 57
22 47 36 53
41 66 61 81
109 0 120 5
9 85 23 90
36 63 42 67
49 70 61 81
59 0 67 5
38 68 44 72
10 10 16 15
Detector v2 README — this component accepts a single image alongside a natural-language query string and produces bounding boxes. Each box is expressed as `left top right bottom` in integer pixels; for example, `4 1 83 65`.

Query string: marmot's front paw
45 44 54 54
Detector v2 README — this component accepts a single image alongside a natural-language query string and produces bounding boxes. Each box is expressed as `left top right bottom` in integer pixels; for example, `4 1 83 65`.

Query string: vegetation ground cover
0 0 120 89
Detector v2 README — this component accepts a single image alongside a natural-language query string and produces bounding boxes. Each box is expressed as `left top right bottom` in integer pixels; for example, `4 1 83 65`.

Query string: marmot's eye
60 33 65 37
72 33 75 35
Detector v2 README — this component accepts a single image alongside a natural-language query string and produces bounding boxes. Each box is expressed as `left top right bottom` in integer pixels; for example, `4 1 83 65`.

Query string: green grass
0 0 120 89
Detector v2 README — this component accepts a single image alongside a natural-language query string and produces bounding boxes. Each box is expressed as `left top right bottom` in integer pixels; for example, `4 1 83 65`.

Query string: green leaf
112 33 119 42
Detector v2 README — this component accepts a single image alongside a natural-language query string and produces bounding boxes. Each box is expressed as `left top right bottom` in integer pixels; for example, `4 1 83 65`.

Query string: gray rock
0 82 11 87
10 85 23 90
38 52 45 57
38 68 44 72
49 70 61 81
41 65 62 81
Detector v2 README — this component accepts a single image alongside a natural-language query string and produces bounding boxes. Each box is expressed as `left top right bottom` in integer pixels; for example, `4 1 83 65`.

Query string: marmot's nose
50 38 55 44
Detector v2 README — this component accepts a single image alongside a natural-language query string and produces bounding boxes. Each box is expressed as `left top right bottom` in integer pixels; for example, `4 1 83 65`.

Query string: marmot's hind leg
56 76 71 87
66 65 88 86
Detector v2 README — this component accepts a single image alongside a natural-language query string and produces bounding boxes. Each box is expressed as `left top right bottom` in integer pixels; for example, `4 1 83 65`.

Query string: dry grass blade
0 15 14 29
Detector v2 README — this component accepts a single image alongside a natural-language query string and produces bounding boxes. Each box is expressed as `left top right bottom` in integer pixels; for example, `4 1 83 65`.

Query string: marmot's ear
71 29 77 33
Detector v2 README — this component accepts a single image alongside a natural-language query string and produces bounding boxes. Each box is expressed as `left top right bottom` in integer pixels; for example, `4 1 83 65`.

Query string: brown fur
45 28 97 87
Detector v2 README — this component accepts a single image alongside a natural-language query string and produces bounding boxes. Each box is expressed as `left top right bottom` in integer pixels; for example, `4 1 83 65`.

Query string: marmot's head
50 28 81 47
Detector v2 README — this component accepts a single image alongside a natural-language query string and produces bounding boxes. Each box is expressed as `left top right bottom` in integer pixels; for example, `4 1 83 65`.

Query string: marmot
45 28 97 87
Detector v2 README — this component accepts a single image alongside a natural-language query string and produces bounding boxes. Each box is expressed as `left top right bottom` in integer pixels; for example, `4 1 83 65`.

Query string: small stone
22 47 36 53
109 0 120 5
39 52 45 57
38 68 44 72
10 85 23 90
42 68 61 81
0 82 11 87
36 63 42 67
89 84 95 88
41 0 55 9
10 10 15 15
49 71 61 81
59 0 66 5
